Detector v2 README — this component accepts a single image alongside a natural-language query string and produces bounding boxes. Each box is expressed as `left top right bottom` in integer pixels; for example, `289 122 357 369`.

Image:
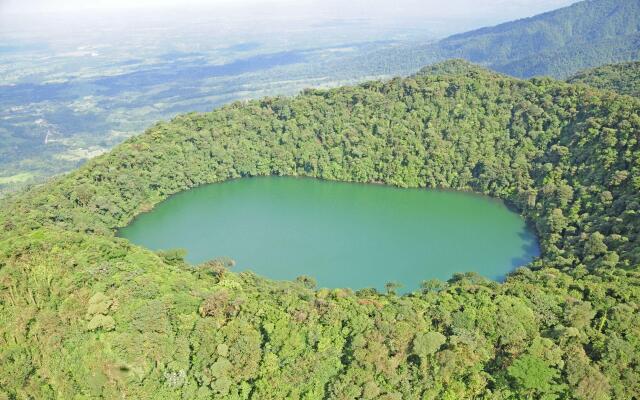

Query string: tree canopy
568 61 640 97
0 60 639 399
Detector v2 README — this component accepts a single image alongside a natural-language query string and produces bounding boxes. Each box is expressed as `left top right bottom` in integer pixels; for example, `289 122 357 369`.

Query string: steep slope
430 0 640 78
567 61 640 97
0 62 639 399
353 0 640 79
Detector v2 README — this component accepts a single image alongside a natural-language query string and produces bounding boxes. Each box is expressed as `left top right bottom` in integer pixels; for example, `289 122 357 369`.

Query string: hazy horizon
1 0 579 39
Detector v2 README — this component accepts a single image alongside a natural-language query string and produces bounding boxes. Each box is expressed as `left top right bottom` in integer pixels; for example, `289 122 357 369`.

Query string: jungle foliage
428 0 640 78
568 61 640 98
1 60 639 399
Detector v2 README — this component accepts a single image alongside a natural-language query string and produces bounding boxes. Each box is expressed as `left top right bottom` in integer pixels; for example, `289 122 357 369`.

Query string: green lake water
119 177 539 292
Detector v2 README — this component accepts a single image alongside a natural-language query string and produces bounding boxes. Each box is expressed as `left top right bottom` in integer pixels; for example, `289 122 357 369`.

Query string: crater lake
119 177 539 293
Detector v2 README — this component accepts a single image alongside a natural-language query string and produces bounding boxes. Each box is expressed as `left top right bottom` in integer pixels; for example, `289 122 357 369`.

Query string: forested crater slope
568 61 640 98
0 60 639 399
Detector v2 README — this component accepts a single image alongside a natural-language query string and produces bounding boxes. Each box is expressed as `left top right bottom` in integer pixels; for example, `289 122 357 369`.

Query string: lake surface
119 177 539 292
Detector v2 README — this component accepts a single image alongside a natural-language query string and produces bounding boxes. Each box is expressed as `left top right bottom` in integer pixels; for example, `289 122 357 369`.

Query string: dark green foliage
296 275 318 289
337 0 640 83
0 61 639 398
568 61 640 97
412 331 446 358
157 248 188 266
507 354 559 398
430 0 640 78
4 0 640 197
195 257 236 281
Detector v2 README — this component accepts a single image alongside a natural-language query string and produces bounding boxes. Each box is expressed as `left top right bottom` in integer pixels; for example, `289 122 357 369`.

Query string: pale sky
0 0 580 40
1 0 578 19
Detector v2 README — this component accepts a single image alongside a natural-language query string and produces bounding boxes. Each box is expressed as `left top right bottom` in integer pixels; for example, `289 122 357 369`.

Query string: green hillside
427 0 640 78
1 61 639 399
568 61 640 97
3 0 639 197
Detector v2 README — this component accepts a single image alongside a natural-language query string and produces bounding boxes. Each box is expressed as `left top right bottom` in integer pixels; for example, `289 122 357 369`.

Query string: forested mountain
2 0 638 197
567 61 640 97
424 0 640 78
1 60 639 399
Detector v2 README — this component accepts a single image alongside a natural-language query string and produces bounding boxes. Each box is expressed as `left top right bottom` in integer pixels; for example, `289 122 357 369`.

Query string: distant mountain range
435 0 640 78
381 0 640 79
2 0 639 195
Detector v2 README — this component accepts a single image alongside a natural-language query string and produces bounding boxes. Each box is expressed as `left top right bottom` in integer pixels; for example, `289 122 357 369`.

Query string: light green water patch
119 177 539 293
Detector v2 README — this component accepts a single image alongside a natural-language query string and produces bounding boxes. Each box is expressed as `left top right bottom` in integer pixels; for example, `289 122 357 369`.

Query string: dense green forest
568 61 640 97
1 60 639 399
413 0 640 78
3 0 639 198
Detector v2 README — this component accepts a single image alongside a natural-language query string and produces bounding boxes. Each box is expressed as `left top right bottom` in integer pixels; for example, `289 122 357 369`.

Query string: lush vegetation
568 61 640 98
4 0 640 196
424 0 640 78
1 60 639 399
